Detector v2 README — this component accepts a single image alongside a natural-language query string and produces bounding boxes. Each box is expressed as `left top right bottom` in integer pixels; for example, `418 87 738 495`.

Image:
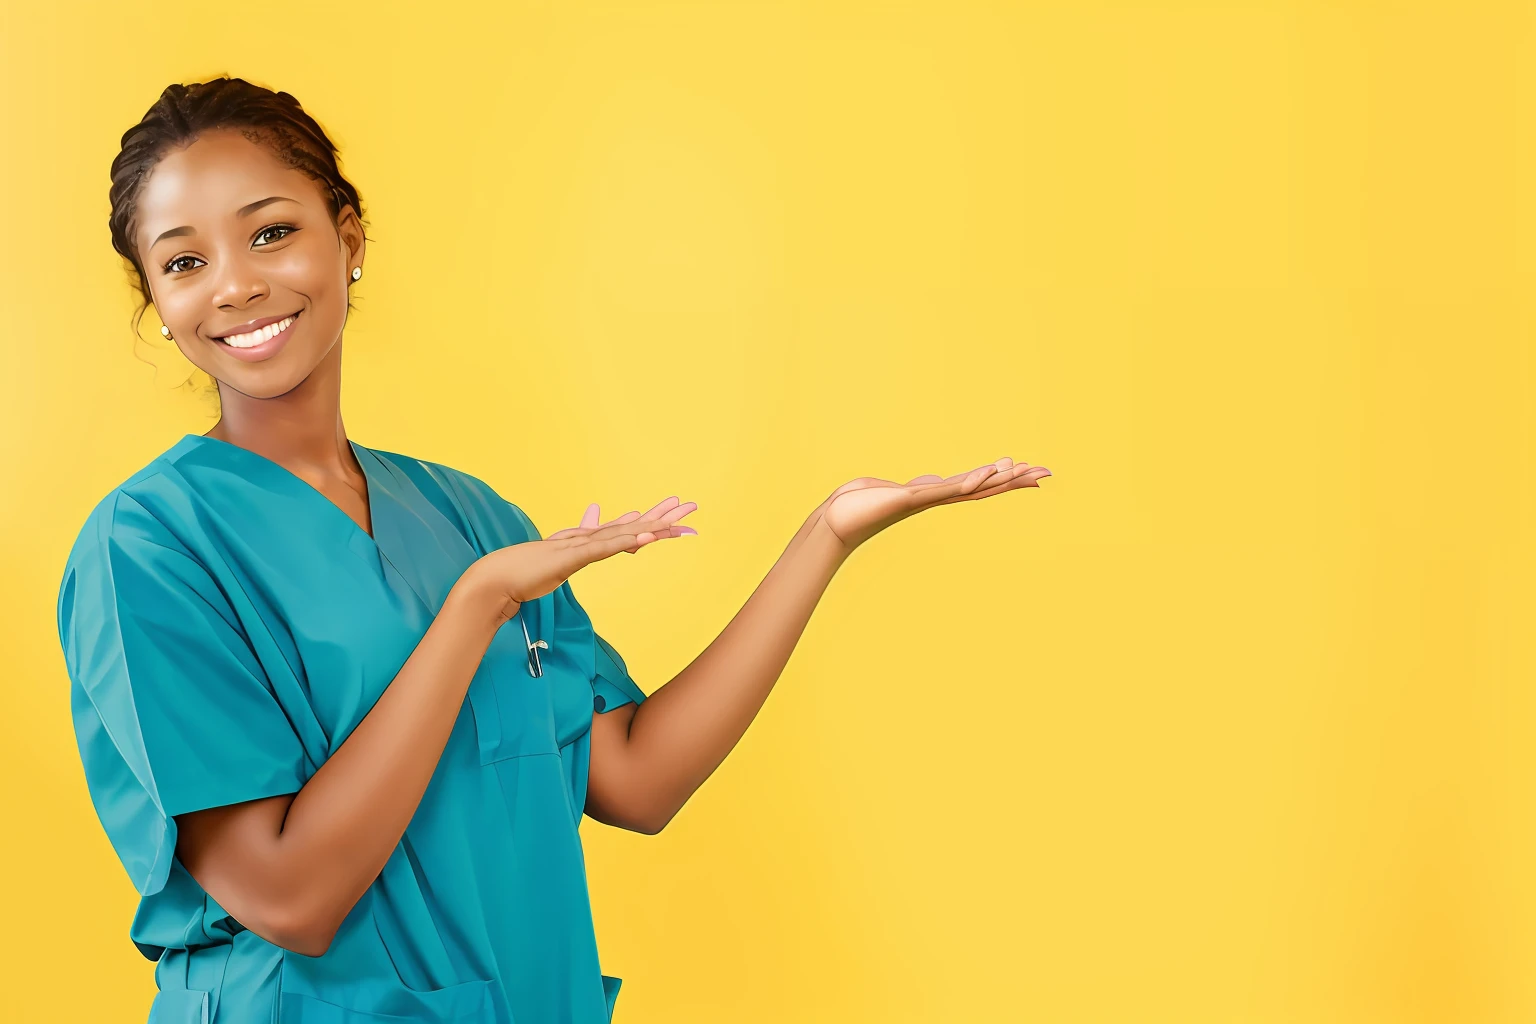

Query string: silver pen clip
520 614 549 677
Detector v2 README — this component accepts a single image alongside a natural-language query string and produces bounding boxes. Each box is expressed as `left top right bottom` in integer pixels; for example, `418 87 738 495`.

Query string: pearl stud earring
351 267 362 281
160 325 172 339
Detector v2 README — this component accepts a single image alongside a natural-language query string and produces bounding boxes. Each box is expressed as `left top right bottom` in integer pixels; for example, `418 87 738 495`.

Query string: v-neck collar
169 432 492 621
175 432 381 547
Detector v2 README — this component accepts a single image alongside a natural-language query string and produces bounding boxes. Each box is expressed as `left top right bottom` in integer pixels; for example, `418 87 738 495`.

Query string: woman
56 77 1052 1024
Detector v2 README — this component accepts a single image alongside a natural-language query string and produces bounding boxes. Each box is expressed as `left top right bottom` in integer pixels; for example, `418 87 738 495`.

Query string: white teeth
222 315 296 349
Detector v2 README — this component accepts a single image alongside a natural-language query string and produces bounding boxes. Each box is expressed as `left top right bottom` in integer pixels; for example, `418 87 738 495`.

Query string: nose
210 251 271 311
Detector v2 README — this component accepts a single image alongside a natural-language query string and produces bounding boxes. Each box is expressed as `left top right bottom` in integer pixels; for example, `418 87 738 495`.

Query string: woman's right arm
173 507 695 957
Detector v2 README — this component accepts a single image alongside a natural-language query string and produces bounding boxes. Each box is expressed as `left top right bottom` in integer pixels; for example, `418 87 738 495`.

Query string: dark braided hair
108 77 370 360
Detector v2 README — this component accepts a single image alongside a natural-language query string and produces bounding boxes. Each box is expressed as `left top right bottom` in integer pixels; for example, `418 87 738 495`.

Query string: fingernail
679 527 698 535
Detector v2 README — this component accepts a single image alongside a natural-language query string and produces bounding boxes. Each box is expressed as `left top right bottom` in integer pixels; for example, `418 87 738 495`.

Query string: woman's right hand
464 498 699 623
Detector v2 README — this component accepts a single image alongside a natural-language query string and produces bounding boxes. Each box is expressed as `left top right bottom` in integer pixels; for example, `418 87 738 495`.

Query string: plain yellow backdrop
2 1 1531 1021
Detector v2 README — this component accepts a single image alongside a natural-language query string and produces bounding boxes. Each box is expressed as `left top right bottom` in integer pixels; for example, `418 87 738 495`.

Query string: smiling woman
67 76 700 1024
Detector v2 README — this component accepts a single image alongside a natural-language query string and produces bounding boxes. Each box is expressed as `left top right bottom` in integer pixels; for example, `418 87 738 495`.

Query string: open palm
819 457 1052 552
544 496 698 546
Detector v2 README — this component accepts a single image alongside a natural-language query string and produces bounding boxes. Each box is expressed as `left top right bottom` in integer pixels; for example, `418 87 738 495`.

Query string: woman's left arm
585 456 1052 834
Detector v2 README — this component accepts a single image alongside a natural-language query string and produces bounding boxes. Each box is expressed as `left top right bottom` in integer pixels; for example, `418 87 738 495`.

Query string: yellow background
1 1 1530 1021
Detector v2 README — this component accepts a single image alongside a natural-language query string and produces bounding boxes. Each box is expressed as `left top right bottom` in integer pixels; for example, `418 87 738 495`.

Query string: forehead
135 129 323 249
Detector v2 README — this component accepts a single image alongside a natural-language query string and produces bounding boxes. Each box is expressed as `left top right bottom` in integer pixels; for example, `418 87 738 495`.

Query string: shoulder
58 442 230 638
57 489 200 675
62 472 186 585
62 436 211 572
364 446 542 542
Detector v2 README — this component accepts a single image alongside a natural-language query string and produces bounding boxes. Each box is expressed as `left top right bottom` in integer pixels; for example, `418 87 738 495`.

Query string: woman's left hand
815 457 1052 553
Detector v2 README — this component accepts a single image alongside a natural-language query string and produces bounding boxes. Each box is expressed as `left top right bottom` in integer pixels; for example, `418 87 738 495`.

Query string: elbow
589 786 677 835
634 802 678 835
280 925 339 959
254 899 345 958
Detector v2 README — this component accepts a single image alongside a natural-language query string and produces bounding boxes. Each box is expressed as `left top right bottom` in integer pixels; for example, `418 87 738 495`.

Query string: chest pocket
466 590 597 764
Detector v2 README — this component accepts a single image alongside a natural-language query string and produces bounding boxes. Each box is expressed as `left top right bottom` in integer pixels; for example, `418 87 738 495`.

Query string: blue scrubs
56 433 649 1024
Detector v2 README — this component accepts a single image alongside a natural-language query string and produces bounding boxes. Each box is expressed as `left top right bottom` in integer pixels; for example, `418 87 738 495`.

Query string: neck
204 340 356 477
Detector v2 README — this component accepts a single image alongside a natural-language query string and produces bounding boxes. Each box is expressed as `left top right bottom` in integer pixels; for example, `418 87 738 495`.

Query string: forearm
621 512 849 829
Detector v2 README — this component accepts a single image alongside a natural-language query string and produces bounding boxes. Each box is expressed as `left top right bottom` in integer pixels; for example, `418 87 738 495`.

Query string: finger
574 511 698 550
654 500 698 525
922 461 1003 488
577 518 697 561
599 510 645 529
967 463 1047 495
949 457 1034 483
927 481 1020 508
927 466 1050 507
907 464 1002 504
599 497 694 530
845 459 1035 511
1013 464 1051 485
639 496 681 521
953 457 1019 482
608 503 697 529
556 496 693 540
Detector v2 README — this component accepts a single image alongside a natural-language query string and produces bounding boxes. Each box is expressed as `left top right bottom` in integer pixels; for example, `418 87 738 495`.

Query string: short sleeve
590 631 648 713
57 492 308 898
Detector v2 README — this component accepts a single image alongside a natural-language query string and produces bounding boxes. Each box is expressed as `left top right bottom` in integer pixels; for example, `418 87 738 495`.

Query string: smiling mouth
216 311 301 349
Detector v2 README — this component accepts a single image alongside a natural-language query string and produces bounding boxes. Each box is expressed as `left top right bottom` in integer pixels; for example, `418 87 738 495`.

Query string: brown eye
255 224 297 246
164 255 204 275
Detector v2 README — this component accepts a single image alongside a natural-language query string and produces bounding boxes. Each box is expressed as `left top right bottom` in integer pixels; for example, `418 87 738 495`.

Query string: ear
336 202 366 273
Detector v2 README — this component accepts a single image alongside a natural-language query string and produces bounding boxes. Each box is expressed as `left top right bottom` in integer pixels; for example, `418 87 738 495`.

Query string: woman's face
134 128 365 399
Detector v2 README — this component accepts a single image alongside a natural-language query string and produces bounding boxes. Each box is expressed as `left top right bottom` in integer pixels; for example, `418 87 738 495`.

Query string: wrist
805 511 854 565
449 564 519 629
788 504 830 554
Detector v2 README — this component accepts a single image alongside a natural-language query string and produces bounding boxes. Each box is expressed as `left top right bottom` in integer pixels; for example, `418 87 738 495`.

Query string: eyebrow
148 196 300 249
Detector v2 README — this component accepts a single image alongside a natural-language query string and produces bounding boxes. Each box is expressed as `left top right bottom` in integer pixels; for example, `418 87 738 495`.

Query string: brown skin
137 128 1052 957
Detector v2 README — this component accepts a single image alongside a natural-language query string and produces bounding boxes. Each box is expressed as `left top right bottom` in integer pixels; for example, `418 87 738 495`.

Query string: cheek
275 244 347 327
148 273 196 323
274 240 340 296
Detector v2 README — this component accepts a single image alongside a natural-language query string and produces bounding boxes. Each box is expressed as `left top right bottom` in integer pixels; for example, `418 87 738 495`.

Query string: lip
212 311 301 339
211 310 302 363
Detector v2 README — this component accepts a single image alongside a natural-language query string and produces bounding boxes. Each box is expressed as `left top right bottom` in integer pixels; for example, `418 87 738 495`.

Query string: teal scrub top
56 433 650 1024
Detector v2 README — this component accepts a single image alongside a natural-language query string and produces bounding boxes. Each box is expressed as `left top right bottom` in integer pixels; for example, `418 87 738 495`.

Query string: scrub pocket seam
275 977 496 1023
145 987 210 1024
